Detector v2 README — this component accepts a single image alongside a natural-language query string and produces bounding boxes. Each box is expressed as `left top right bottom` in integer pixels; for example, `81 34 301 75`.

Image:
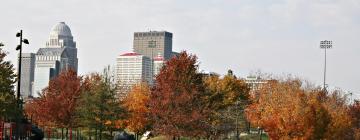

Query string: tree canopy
148 51 210 138
0 44 19 120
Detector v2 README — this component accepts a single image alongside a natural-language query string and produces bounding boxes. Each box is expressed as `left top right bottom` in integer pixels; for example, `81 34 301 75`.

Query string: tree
246 79 324 139
203 71 250 138
76 67 122 140
25 69 83 140
148 51 210 138
122 82 151 138
322 91 353 139
43 69 82 129
245 77 354 139
350 100 360 139
0 43 20 120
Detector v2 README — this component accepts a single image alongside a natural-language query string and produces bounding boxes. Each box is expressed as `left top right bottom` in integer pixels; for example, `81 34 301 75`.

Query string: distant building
153 53 165 77
133 31 173 60
171 51 180 58
32 22 78 94
20 53 35 98
200 71 219 78
116 52 152 94
245 76 268 95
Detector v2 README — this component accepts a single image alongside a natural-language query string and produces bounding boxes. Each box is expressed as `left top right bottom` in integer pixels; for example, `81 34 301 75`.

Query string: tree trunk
95 128 97 140
61 128 64 140
69 128 72 140
99 128 102 140
89 128 92 140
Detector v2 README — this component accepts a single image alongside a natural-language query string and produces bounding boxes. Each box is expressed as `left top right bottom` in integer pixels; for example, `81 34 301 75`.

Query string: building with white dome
26 22 79 96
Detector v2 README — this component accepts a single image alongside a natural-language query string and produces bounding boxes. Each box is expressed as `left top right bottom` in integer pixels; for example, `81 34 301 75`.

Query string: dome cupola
50 22 72 37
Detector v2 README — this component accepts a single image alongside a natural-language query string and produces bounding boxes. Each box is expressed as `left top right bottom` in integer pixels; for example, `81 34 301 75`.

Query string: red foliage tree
148 51 210 138
25 69 82 139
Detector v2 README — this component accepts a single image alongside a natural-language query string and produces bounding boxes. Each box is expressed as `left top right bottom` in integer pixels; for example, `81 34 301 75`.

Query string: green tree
0 43 20 120
76 67 123 140
203 71 250 138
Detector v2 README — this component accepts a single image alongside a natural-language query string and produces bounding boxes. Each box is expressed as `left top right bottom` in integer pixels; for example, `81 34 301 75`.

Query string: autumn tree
76 67 122 140
245 77 354 139
350 100 360 139
0 43 20 120
203 71 250 138
148 51 210 138
322 91 353 139
25 69 83 139
246 79 321 139
122 82 151 139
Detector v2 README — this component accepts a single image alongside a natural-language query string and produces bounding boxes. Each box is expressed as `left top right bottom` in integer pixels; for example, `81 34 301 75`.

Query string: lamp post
320 40 332 92
15 30 29 140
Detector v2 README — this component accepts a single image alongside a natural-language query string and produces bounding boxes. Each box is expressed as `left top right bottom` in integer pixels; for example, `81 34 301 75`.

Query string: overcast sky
1 0 359 98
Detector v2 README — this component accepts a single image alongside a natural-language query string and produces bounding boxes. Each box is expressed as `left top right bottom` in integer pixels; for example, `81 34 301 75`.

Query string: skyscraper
133 31 173 60
33 22 78 94
116 52 152 93
20 53 35 98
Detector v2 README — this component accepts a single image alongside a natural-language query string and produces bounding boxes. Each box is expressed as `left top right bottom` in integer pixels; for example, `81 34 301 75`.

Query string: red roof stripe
120 52 141 56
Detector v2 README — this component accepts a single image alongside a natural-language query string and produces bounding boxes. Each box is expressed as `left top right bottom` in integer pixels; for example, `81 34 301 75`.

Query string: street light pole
16 30 23 102
320 40 332 92
15 30 29 140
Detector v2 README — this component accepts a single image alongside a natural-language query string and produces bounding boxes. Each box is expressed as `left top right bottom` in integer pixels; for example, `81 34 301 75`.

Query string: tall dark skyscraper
133 31 173 60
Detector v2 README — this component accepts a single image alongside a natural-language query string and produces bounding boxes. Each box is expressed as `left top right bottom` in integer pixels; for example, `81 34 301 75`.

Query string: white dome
50 22 72 37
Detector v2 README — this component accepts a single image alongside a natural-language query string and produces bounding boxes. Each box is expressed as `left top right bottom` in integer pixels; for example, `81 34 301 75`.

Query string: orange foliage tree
148 51 210 138
245 78 354 139
350 100 360 139
122 82 151 137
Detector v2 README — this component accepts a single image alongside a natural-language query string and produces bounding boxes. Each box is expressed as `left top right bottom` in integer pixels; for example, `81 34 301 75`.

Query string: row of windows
36 56 60 61
134 32 168 37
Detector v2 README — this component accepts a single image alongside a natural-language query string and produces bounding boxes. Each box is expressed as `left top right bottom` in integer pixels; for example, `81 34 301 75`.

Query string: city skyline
1 0 359 98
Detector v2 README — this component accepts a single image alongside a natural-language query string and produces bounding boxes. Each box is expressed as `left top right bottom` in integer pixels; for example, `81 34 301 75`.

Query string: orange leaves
245 78 355 139
122 82 151 133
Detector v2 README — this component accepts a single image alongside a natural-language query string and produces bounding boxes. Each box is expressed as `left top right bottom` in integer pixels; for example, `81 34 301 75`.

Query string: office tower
153 53 164 77
116 52 152 93
133 31 173 60
33 22 78 94
20 53 35 98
